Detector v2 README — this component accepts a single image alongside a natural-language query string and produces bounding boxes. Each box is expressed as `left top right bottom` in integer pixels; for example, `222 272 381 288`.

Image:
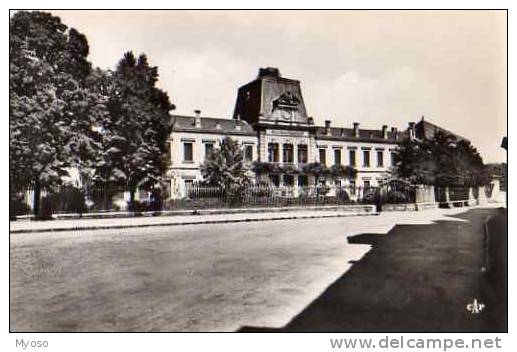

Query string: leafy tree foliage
91 52 174 209
485 162 507 191
251 162 356 186
393 131 490 187
200 137 250 198
251 162 283 176
330 164 357 180
301 162 329 185
9 11 106 217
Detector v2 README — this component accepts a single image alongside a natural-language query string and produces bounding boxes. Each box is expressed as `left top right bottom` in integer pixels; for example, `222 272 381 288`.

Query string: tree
393 137 437 185
9 11 106 217
486 162 507 191
451 139 491 186
393 130 490 187
330 164 357 181
92 52 174 210
200 137 250 199
251 162 301 179
251 161 281 177
301 162 329 185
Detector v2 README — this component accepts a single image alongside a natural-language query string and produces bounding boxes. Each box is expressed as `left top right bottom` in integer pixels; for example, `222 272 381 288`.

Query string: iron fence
12 182 493 218
182 183 417 209
434 186 471 203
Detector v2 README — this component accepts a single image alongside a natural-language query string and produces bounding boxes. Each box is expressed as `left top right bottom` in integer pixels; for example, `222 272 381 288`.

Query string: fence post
348 186 358 202
415 185 425 203
478 186 488 205
415 184 436 204
444 187 450 203
489 179 501 202
468 187 476 206
428 185 436 203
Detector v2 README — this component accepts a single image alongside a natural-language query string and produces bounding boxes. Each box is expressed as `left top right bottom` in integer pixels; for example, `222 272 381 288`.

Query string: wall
315 139 398 187
168 131 258 198
169 127 400 198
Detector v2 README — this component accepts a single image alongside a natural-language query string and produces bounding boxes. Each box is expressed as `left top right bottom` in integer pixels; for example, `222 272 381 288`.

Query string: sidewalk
10 205 376 234
10 202 504 234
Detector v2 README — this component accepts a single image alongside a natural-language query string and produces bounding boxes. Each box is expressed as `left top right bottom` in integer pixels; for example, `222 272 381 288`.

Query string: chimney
353 122 360 138
325 120 331 135
258 67 281 78
307 117 314 125
194 110 201 128
408 122 415 140
382 125 388 139
391 127 398 140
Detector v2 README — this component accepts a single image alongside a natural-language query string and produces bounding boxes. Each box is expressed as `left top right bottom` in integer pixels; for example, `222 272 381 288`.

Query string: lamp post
501 137 507 207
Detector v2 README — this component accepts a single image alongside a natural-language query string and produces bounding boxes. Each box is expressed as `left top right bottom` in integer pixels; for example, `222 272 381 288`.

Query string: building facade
167 67 437 199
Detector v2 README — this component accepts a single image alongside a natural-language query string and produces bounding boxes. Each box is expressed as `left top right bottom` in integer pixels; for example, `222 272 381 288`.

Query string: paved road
9 206 500 332
241 208 507 332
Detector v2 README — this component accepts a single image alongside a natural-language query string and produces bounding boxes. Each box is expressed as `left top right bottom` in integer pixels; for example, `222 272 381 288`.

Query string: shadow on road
238 208 507 332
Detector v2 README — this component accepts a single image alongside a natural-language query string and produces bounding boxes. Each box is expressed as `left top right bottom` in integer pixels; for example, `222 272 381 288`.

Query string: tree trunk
33 179 41 217
129 188 136 212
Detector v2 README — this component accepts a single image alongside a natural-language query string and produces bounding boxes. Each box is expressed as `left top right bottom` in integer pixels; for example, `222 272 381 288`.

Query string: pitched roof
415 118 466 141
315 126 409 143
233 67 309 125
171 114 410 143
170 115 255 136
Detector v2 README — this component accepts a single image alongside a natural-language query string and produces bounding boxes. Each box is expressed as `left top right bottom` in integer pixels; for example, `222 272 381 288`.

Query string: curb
10 211 378 234
481 215 493 273
14 204 375 221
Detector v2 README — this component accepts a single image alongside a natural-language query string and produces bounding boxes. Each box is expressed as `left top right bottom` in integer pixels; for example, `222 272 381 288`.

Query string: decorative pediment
233 68 309 125
272 91 300 111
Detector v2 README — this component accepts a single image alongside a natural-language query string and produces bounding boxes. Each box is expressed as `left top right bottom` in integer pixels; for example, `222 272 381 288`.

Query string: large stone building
167 67 445 199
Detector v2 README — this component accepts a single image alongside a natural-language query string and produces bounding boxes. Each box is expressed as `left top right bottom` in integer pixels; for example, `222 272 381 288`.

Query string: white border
2 2 513 352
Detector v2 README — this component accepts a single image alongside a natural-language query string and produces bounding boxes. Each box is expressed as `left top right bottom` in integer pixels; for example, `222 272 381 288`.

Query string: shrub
385 190 408 204
360 188 376 203
62 187 87 214
45 186 87 215
316 184 331 196
336 188 351 202
149 189 164 212
10 196 30 219
128 200 148 213
38 196 53 220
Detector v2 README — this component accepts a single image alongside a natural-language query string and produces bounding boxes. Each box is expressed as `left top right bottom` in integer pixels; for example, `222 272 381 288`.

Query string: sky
51 10 507 163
